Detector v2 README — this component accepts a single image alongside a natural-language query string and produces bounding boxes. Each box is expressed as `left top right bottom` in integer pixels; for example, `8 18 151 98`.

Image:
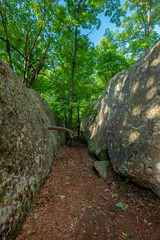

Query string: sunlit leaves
0 0 58 80
120 0 160 58
95 37 130 84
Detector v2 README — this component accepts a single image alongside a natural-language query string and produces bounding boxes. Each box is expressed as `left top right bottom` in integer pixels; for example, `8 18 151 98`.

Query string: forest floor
16 141 160 240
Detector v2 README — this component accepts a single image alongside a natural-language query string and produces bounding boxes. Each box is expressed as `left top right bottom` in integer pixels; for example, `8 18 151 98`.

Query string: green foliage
1 0 159 131
34 37 102 131
110 192 118 198
0 0 59 86
95 37 130 84
121 0 160 58
104 0 125 27
118 170 131 183
122 232 133 238
103 1 160 61
116 201 128 211
60 195 65 200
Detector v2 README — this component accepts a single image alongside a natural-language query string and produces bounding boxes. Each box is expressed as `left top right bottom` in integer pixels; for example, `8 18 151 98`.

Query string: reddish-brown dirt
16 142 160 240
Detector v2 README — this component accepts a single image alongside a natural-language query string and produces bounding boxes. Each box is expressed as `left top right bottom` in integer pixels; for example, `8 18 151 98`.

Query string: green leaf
60 195 65 200
116 202 128 211
110 192 118 198
144 219 147 223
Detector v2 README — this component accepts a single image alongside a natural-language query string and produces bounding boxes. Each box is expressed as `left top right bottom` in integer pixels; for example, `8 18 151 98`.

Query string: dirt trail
16 142 160 240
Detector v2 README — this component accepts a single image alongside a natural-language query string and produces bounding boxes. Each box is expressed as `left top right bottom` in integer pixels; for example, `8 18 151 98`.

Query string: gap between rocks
16 141 160 240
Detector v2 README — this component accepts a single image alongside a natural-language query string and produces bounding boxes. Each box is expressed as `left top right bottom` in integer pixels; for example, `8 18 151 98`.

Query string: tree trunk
68 25 78 130
26 43 50 88
0 9 13 69
146 5 151 36
62 72 68 127
23 4 50 87
64 112 68 128
77 106 80 136
23 28 30 84
68 0 83 130
48 126 76 147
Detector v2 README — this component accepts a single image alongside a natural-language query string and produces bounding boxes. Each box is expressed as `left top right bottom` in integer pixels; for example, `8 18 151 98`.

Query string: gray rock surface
82 41 160 197
94 161 110 179
0 59 65 240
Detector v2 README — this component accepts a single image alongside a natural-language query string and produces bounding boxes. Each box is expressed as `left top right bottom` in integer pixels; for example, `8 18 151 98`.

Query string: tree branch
0 9 13 68
0 36 24 57
85 25 96 36
26 43 51 87
48 126 76 139
26 4 52 58
39 72 53 81
137 10 147 35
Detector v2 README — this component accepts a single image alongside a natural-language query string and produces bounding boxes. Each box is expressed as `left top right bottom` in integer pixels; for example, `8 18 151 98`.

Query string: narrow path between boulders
16 142 160 240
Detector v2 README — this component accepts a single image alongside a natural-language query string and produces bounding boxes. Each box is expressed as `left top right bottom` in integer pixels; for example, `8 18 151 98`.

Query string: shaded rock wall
0 59 65 239
82 41 160 197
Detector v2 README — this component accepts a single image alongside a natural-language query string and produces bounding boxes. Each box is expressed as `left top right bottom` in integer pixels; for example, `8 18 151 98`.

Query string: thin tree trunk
0 9 13 69
23 28 30 84
146 4 151 36
26 43 50 88
77 105 80 136
68 25 78 130
68 0 83 130
62 73 68 127
0 36 24 56
64 112 68 128
23 3 51 86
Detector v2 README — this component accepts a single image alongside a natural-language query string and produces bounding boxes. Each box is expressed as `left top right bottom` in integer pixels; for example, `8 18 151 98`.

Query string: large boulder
0 59 65 240
82 41 160 197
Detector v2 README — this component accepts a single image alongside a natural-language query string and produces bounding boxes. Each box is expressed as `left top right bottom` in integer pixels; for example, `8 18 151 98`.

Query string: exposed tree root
48 126 76 146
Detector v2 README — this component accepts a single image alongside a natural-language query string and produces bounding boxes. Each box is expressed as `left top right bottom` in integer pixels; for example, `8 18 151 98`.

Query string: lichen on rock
0 59 65 240
82 41 160 198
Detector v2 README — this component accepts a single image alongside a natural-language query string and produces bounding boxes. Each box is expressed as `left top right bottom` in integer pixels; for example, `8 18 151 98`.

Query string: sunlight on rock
98 115 104 126
145 87 157 100
90 125 96 139
122 74 128 88
156 163 160 172
156 175 160 182
151 58 160 67
131 81 139 93
132 106 142 116
104 105 110 115
123 117 127 126
128 130 140 143
101 98 105 107
114 81 121 95
146 76 155 88
107 82 111 93
118 92 124 102
144 105 160 120
90 123 99 139
82 41 160 199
